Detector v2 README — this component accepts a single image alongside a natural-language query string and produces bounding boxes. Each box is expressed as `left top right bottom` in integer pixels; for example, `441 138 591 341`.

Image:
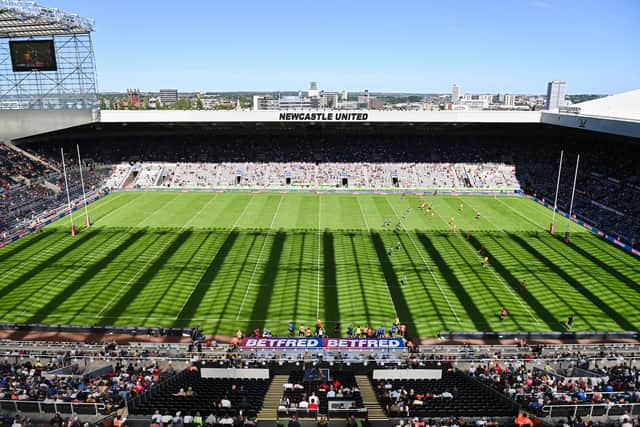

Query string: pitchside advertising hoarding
241 337 404 350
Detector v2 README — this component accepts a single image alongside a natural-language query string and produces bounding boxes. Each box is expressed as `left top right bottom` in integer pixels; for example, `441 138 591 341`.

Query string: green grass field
0 191 639 338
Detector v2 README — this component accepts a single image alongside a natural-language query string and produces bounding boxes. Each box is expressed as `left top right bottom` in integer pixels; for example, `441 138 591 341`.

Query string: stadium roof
541 89 640 139
573 89 640 122
0 0 94 38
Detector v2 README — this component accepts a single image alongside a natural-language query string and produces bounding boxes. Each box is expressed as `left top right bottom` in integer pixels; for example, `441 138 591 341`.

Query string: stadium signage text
241 337 404 350
278 112 369 121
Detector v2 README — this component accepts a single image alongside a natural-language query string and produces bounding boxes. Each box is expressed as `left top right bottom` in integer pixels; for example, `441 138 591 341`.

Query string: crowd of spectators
122 160 516 190
469 362 640 416
150 410 257 427
0 357 163 410
0 144 110 238
4 125 639 246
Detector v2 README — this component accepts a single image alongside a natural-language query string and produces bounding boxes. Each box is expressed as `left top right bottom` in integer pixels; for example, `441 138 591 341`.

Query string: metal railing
0 400 106 416
541 402 640 419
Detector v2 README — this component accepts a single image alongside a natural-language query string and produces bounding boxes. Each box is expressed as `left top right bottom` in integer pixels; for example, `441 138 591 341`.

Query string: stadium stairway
355 375 387 420
257 374 289 420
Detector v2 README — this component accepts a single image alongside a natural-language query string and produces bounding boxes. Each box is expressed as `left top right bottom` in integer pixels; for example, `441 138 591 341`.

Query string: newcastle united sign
278 112 369 121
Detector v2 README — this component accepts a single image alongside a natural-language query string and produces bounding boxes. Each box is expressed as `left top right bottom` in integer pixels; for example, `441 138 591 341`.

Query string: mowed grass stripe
95 194 218 321
445 196 542 326
371 194 467 334
536 235 640 316
509 234 636 330
477 233 604 330
16 194 187 324
385 195 462 325
0 192 638 335
60 231 173 324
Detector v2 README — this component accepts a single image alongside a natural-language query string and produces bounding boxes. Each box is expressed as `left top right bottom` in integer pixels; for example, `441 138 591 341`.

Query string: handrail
540 402 640 419
0 399 106 416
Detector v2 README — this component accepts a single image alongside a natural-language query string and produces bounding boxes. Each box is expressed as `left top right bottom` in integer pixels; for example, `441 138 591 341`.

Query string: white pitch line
89 193 143 225
316 194 322 319
356 196 371 234
19 194 184 317
457 196 541 325
495 197 547 230
235 195 284 320
385 196 461 325
95 194 215 317
356 196 399 315
174 194 254 320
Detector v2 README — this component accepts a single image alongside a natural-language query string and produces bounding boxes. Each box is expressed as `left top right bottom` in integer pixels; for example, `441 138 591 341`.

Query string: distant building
159 89 178 105
504 93 515 107
546 80 567 110
127 88 142 108
452 84 461 103
479 94 493 105
253 83 367 110
458 98 489 110
320 91 339 108
308 81 319 98
356 94 383 109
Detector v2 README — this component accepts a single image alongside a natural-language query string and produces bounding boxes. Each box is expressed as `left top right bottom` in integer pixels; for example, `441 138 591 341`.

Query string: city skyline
42 0 640 94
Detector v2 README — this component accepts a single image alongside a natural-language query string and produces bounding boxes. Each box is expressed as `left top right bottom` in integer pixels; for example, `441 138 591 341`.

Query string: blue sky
42 0 639 94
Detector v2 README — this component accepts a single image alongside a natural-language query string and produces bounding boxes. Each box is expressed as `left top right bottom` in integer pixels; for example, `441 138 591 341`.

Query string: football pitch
0 191 639 338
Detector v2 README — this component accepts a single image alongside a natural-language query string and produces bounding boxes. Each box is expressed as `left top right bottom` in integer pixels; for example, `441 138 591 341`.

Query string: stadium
0 1 640 427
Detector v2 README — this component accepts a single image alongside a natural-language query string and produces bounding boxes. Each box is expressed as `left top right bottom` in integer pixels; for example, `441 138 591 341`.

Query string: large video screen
9 40 57 72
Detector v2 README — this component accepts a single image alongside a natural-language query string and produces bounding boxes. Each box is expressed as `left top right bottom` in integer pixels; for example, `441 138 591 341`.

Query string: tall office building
452 84 461 103
159 89 178 105
546 80 567 110
504 93 515 107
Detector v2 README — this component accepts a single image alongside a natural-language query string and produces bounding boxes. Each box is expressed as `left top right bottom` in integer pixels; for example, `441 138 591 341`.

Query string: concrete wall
0 109 97 141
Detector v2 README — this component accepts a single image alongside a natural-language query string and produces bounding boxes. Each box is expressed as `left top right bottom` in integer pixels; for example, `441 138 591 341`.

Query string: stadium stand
374 368 517 418
0 338 640 425
0 357 163 411
5 122 638 248
127 368 271 418
471 360 640 419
